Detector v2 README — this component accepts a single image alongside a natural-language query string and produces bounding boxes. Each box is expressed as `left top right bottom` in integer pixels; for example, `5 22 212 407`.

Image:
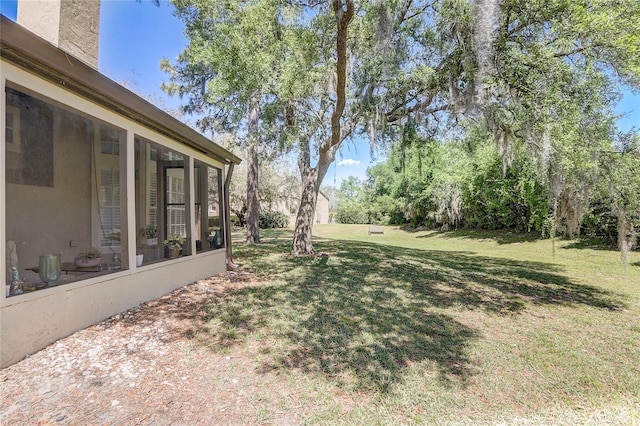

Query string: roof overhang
0 15 241 166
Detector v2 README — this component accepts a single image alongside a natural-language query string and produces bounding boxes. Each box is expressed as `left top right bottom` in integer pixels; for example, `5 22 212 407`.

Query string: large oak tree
163 0 640 256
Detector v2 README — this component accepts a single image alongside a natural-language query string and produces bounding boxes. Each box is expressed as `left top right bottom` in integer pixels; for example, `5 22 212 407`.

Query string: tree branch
553 44 593 58
324 0 355 160
396 2 434 33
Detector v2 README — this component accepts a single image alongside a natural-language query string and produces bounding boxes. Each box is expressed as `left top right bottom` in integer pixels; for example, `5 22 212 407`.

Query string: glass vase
213 229 223 249
39 254 61 286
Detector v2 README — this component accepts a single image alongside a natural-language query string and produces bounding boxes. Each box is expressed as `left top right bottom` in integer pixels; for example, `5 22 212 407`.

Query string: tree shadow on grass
562 237 618 251
415 228 544 244
200 234 625 393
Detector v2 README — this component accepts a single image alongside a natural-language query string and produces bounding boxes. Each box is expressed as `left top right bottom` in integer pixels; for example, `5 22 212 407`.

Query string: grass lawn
201 225 640 424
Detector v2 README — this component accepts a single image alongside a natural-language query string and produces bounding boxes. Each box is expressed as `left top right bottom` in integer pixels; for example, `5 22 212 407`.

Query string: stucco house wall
315 191 330 224
273 191 331 226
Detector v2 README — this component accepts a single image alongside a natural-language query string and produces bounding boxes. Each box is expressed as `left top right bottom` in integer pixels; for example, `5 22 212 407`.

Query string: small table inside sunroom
26 262 105 276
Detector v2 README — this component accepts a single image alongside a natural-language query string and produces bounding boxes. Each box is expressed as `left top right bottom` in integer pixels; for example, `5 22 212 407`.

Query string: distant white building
315 191 331 224
274 191 331 226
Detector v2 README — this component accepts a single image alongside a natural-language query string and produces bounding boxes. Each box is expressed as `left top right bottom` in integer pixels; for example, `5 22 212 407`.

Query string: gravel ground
0 271 304 425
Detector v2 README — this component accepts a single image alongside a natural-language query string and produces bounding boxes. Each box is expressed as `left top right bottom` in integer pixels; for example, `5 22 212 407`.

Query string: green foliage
165 0 640 256
365 136 444 227
138 225 157 239
580 201 618 243
335 176 370 224
477 0 640 239
164 234 185 248
258 210 289 229
605 133 640 255
463 144 548 232
165 0 306 131
333 176 387 225
76 248 102 260
335 204 369 225
230 214 242 227
362 127 553 233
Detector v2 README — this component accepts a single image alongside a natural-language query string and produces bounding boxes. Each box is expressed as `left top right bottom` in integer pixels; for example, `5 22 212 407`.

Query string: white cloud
337 159 361 166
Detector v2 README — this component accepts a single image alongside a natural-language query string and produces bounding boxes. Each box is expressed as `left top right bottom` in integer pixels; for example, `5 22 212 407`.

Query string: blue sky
1 0 638 187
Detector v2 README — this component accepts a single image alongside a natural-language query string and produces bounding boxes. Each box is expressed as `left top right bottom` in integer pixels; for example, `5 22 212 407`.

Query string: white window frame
5 105 20 153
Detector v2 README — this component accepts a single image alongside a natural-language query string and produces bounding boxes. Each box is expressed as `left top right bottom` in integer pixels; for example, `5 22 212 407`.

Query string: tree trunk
291 167 320 255
291 0 354 256
245 97 260 244
292 137 333 255
291 160 332 256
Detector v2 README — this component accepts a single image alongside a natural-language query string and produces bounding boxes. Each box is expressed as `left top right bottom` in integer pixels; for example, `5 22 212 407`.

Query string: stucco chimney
17 0 101 69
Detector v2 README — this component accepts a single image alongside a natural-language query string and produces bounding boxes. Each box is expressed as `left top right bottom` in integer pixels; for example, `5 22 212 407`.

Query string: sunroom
1 17 241 368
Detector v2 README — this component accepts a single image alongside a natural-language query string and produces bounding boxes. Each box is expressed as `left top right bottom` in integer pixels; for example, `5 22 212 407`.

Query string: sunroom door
163 160 190 256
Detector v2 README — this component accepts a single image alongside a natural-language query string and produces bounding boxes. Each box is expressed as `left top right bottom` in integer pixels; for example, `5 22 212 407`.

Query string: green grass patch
199 225 640 424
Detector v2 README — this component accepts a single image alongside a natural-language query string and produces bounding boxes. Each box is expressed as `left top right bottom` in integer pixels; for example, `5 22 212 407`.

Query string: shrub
336 205 369 224
230 215 241 227
581 201 617 243
259 210 290 228
207 216 221 229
